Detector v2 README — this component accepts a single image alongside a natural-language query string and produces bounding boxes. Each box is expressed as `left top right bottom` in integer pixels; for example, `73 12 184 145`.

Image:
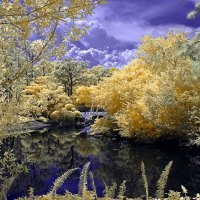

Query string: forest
0 0 200 200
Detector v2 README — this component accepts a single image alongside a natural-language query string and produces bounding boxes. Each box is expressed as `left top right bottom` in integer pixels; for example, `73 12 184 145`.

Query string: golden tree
0 0 106 91
0 0 105 135
75 66 117 108
85 33 200 138
22 76 81 122
54 58 88 96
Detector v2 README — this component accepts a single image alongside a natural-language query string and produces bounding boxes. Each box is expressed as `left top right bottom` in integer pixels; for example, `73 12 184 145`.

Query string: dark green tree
54 59 88 96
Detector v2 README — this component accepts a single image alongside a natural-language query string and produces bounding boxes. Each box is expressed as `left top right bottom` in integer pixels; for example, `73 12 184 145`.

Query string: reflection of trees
93 140 162 197
17 129 105 167
5 128 88 197
188 155 200 193
18 129 86 168
74 136 102 156
167 154 200 196
92 140 200 198
4 130 106 198
1 130 200 198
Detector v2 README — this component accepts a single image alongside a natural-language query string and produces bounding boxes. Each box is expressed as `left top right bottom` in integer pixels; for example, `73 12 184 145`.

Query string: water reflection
1 128 200 199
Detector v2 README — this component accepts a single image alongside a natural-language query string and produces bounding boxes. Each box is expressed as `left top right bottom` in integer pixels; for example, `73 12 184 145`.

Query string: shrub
85 33 200 139
22 76 81 122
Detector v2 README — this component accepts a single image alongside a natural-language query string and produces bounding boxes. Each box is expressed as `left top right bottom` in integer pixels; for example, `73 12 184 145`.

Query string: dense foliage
76 33 200 139
0 1 200 199
22 76 81 122
0 0 106 136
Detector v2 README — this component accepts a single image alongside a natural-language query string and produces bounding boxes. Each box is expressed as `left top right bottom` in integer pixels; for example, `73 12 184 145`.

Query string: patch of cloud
87 0 200 43
66 44 136 68
106 22 192 43
79 20 137 50
64 20 137 68
65 17 194 69
103 20 195 43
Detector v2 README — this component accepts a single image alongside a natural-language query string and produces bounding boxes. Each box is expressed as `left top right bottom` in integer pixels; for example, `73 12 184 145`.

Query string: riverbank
5 112 199 150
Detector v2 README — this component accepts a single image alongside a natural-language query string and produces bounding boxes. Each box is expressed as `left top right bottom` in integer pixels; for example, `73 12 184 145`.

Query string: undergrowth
5 161 198 200
0 150 28 200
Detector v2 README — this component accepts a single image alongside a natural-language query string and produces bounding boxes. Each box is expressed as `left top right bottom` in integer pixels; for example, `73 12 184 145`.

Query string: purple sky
66 0 200 68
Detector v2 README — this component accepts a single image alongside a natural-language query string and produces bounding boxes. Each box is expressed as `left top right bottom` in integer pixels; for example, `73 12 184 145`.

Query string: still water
1 128 200 199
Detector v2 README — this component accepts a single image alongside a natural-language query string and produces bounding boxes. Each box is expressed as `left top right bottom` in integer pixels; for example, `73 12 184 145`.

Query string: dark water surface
1 128 200 199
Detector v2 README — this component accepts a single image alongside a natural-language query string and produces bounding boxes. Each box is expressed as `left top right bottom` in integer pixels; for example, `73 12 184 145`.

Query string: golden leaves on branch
22 76 81 122
79 33 200 139
0 0 105 40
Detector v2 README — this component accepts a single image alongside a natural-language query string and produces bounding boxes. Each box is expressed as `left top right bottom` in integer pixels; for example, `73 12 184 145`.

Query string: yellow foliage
87 33 200 138
65 104 76 110
17 192 114 200
0 98 20 138
115 102 158 138
76 85 98 107
73 110 82 116
0 0 104 40
90 61 152 115
90 117 117 135
22 76 80 122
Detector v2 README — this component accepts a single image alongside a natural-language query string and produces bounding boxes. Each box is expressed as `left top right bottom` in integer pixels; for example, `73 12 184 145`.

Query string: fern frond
0 176 15 200
167 190 181 200
156 161 173 199
117 180 126 200
49 168 79 195
28 187 34 198
141 161 149 200
89 171 97 198
104 181 117 198
78 162 90 196
65 190 73 198
181 185 188 197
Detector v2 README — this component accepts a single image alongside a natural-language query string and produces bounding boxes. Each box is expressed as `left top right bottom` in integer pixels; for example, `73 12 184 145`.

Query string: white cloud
66 44 136 68
104 20 194 43
86 0 198 43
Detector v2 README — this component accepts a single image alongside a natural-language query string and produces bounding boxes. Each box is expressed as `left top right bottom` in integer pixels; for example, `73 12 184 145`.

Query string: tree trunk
68 79 73 96
64 82 67 94
69 83 73 96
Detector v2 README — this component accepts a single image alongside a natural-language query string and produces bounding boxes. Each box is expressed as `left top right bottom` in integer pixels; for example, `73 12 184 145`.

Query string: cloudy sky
66 0 200 68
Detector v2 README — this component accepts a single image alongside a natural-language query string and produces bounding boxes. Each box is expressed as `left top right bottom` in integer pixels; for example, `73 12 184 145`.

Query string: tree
75 85 98 107
0 0 106 41
90 65 114 82
81 33 200 139
180 33 200 80
0 0 106 136
22 76 81 122
0 0 106 90
79 65 117 86
0 39 54 100
185 1 200 79
34 59 55 77
0 45 28 100
54 58 87 96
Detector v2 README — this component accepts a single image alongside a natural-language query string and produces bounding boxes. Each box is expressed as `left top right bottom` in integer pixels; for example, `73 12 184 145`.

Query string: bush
83 33 200 139
22 76 81 122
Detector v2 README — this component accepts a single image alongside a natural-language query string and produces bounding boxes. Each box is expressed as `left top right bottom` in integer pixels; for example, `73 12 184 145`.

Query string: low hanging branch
0 0 107 87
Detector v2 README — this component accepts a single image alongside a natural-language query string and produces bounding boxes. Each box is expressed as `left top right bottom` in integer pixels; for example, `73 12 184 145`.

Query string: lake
1 127 199 199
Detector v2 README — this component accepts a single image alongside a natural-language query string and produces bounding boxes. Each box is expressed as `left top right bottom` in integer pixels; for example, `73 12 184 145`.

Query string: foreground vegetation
76 33 200 145
1 160 198 200
0 0 200 199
